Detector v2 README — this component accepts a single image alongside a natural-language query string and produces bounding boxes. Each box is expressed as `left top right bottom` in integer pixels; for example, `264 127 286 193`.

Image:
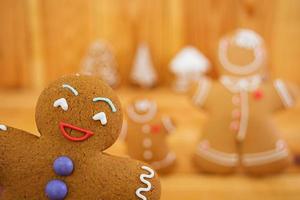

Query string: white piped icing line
196 140 239 167
274 79 294 108
161 116 175 133
62 84 79 96
192 77 212 106
242 140 289 166
0 124 7 131
236 91 249 141
151 152 176 170
136 166 155 200
93 97 117 112
220 75 262 93
218 29 266 75
53 98 68 111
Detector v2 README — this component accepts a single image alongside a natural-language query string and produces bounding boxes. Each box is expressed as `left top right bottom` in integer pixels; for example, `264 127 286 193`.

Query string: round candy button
45 179 68 200
53 156 74 176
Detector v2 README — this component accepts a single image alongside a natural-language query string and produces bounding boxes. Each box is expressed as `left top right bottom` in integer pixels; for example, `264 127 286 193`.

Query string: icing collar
220 75 263 93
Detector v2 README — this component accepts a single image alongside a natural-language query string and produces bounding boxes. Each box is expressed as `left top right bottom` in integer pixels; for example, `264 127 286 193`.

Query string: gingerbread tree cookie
81 40 120 88
0 75 160 199
130 43 158 88
122 97 176 174
190 29 296 175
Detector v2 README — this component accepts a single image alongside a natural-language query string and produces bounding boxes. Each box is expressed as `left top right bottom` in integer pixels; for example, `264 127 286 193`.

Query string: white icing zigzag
0 124 7 131
136 166 155 200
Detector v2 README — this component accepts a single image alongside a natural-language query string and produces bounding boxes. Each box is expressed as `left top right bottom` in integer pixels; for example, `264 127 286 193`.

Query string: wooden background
0 0 300 89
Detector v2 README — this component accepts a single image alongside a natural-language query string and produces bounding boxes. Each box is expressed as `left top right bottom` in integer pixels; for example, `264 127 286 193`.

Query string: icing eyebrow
62 84 79 96
93 97 117 112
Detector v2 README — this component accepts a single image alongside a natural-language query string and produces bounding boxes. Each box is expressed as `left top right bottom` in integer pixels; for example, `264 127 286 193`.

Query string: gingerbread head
35 75 123 152
190 29 296 175
0 74 161 200
122 97 176 174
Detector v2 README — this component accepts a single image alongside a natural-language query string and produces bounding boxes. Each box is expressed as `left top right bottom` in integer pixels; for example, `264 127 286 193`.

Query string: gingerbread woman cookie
122 97 176 174
0 75 160 199
190 29 296 175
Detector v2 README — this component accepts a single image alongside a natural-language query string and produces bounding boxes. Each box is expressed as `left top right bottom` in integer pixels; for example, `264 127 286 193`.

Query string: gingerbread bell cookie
190 29 296 175
122 97 176 174
0 75 160 199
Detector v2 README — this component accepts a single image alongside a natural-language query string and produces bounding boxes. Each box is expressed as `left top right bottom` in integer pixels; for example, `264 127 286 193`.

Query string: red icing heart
151 124 161 134
253 89 264 100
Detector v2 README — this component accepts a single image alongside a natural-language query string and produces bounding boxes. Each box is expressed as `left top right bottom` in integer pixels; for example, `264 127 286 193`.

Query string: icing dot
253 89 264 100
53 156 74 176
229 121 240 131
45 180 68 200
143 150 153 160
142 125 150 134
143 138 152 148
231 109 241 119
232 95 241 105
200 140 209 149
276 140 286 150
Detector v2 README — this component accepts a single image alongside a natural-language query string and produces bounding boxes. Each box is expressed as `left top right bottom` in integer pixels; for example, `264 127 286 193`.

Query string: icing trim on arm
136 166 155 200
192 77 212 107
0 124 7 131
62 84 79 96
93 97 117 112
161 116 175 133
274 79 294 108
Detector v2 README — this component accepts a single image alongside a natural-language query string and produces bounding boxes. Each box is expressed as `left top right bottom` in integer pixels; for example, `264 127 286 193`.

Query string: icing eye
54 98 68 111
92 112 107 125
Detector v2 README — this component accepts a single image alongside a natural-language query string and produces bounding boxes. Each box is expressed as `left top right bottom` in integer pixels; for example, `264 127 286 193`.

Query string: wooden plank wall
0 0 299 89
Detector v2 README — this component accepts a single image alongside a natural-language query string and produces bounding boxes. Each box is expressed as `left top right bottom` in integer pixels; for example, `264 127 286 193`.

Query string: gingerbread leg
194 139 238 174
242 129 291 175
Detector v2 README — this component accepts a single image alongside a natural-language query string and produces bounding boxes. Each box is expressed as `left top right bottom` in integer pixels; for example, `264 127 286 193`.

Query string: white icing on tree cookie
131 43 157 88
136 166 155 200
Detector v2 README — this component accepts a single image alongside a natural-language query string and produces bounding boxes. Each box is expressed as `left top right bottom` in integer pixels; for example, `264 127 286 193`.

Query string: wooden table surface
0 87 300 200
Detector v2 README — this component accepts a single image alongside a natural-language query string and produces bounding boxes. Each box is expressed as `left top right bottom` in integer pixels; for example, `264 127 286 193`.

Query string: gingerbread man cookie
122 98 176 174
190 29 296 175
0 75 160 199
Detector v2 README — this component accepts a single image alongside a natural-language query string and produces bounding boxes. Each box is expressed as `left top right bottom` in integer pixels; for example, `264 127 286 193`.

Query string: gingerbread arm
97 154 161 200
161 116 176 134
188 76 212 110
0 124 39 149
0 125 39 187
273 79 296 110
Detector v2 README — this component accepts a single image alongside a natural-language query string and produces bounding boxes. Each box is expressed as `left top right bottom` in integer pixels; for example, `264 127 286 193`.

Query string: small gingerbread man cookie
0 75 161 199
122 97 176 174
190 29 296 175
